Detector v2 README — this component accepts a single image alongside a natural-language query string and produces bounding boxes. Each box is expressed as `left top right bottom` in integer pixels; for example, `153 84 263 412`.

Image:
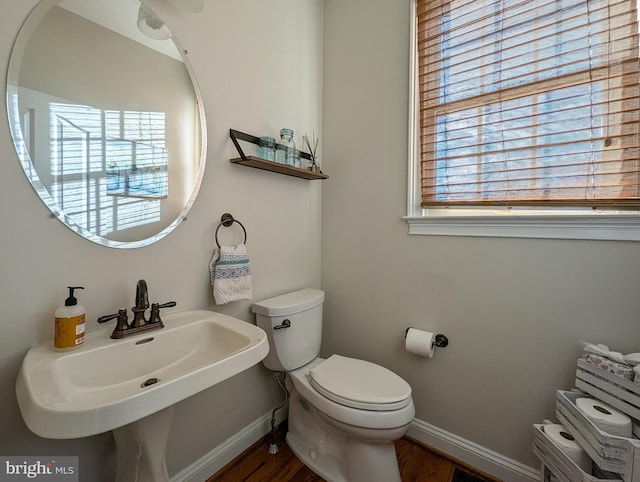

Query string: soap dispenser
54 286 86 351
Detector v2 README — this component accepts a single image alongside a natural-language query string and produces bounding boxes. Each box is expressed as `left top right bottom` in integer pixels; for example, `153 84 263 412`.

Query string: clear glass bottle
277 128 296 166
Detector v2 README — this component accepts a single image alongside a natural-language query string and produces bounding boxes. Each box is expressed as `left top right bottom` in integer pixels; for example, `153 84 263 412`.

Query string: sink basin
16 309 269 439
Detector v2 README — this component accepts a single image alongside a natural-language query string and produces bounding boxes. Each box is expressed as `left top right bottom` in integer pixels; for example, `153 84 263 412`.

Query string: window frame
405 0 640 241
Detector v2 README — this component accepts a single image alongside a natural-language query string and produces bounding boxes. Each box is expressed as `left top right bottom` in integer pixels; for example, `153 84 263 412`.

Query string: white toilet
252 289 415 482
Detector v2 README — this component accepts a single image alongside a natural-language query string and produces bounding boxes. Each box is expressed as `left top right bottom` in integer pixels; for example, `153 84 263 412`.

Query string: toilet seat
310 355 412 411
289 357 415 430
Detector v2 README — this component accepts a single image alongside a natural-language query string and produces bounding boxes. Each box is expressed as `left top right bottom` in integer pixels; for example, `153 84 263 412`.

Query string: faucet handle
98 308 128 327
114 309 130 333
149 301 177 324
98 309 130 338
97 312 119 324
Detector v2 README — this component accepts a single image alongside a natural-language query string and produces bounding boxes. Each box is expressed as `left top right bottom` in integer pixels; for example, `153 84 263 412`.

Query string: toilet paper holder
404 328 449 348
434 333 449 348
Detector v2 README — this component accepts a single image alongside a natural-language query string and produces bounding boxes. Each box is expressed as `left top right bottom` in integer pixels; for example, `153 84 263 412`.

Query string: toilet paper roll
544 424 591 473
575 397 633 438
405 328 435 358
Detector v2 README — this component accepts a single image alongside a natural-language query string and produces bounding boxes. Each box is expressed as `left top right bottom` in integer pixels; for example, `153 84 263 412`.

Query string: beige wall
0 0 322 480
4 0 640 478
321 0 640 472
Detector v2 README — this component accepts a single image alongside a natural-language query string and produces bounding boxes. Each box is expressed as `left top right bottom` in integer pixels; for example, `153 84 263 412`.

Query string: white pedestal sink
16 310 269 481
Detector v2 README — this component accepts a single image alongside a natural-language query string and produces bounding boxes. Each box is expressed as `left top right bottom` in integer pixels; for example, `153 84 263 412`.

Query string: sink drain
141 377 159 388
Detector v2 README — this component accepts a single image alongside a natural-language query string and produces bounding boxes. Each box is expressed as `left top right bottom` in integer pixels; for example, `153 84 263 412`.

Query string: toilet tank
252 289 324 372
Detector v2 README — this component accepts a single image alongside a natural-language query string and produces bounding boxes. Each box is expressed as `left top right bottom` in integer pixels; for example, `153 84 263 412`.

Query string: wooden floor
206 425 501 482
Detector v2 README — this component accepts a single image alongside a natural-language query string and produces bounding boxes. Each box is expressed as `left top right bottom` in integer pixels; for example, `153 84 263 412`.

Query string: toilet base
287 389 403 482
287 431 346 482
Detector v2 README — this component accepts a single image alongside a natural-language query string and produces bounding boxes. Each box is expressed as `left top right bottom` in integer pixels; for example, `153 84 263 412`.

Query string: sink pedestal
113 406 174 482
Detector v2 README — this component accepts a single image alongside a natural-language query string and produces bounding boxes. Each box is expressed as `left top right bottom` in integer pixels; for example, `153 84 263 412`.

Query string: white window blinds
416 0 640 207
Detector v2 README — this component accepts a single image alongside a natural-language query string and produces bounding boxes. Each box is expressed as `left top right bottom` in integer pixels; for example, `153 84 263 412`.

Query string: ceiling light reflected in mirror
137 3 171 40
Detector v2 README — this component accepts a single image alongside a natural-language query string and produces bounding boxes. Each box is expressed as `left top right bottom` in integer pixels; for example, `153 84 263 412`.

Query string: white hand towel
209 244 252 305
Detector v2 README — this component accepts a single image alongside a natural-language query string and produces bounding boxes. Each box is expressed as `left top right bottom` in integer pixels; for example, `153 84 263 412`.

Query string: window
407 0 640 240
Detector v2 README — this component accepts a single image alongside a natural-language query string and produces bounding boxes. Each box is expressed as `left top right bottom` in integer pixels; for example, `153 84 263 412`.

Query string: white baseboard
171 413 540 482
170 413 273 482
407 418 540 482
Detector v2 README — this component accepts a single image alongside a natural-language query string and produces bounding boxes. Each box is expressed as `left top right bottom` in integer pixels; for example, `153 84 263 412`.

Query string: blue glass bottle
257 136 276 162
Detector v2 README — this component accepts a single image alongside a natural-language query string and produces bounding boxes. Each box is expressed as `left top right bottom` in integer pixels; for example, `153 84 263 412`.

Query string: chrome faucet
97 279 176 339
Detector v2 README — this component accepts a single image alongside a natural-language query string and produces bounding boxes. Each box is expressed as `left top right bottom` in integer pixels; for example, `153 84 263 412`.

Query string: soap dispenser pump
54 286 86 351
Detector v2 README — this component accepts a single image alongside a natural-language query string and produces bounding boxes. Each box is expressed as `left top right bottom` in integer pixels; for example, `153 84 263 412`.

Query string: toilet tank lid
252 288 324 316
252 289 325 316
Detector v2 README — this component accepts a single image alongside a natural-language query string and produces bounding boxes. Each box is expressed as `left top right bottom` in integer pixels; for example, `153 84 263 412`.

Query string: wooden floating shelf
229 129 328 181
230 156 329 180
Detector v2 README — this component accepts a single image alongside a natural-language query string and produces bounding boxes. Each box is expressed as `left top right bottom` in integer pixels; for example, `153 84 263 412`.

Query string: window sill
404 213 640 241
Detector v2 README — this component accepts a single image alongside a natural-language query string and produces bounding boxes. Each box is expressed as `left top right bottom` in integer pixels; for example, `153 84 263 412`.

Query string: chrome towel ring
215 213 247 248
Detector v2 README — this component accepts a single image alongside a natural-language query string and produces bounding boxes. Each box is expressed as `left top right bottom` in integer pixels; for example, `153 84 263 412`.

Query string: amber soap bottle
54 286 86 351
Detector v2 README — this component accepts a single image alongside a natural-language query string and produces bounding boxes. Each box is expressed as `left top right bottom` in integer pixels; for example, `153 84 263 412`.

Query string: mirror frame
6 0 207 248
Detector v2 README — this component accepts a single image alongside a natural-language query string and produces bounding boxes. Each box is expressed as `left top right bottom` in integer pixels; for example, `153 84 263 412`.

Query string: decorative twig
302 132 319 171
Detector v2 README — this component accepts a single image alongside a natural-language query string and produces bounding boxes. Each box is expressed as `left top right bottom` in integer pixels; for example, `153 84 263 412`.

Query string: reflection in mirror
7 0 206 248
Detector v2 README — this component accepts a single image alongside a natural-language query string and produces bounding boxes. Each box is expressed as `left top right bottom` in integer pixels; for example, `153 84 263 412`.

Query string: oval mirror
6 0 206 248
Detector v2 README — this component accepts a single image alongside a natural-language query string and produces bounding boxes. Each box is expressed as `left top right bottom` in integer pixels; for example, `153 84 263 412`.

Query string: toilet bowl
252 289 415 482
